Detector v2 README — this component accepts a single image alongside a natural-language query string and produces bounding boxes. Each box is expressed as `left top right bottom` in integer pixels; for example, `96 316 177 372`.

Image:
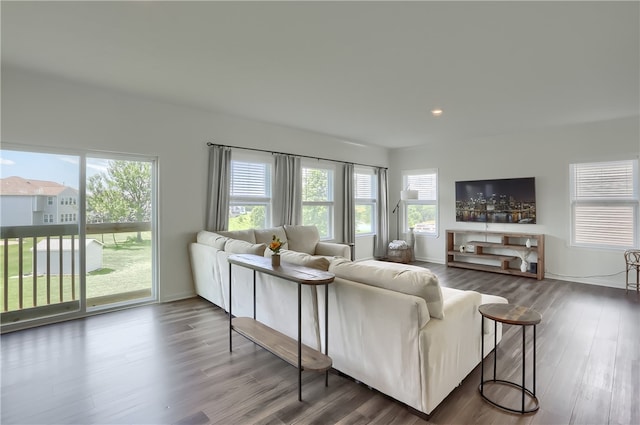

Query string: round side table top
479 303 541 326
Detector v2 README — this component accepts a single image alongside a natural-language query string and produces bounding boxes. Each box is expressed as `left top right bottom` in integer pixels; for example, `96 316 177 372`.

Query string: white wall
1 66 389 302
4 65 636 293
390 116 640 288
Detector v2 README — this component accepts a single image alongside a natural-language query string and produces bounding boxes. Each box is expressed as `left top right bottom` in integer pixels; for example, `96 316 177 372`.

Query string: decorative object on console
514 245 531 273
269 234 284 266
520 259 528 273
269 235 284 253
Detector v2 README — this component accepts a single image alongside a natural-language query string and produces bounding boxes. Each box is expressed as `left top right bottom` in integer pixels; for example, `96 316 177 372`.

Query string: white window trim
570 158 639 250
228 153 274 229
354 168 377 236
402 169 439 237
302 162 335 240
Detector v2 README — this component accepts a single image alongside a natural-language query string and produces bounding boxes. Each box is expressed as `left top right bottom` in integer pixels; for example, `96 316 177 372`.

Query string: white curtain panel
374 167 389 259
273 154 302 226
205 145 232 231
343 163 355 246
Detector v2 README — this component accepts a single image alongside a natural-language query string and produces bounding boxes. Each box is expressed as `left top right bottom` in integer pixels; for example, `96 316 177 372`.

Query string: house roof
0 176 75 196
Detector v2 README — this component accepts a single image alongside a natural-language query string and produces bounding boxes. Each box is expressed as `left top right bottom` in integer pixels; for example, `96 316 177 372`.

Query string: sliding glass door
0 146 157 329
0 149 82 323
85 156 155 309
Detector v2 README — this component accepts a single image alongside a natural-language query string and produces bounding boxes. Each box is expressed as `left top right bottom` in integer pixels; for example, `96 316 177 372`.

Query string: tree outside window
403 170 438 236
355 170 376 234
228 160 271 231
302 166 334 239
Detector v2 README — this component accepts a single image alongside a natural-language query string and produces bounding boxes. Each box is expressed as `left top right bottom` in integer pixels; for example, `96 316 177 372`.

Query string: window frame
228 153 273 230
354 168 377 236
0 143 159 331
402 169 439 237
302 162 335 240
570 158 639 249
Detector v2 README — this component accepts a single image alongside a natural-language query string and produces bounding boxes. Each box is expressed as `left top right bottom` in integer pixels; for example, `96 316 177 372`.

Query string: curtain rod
206 142 387 170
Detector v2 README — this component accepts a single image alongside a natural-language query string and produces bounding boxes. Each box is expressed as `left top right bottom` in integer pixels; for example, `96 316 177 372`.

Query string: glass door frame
0 143 159 333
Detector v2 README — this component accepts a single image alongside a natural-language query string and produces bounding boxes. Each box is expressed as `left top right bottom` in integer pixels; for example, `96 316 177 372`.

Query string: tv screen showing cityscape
455 177 536 224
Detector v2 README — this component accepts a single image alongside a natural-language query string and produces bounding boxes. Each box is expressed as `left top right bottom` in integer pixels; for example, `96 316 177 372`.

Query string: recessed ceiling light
431 108 444 117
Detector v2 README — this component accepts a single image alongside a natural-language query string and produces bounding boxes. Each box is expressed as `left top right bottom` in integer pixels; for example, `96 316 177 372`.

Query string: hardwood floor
2 263 638 424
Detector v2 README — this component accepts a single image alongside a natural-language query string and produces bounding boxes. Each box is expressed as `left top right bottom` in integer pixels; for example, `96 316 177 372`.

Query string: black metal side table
478 303 541 414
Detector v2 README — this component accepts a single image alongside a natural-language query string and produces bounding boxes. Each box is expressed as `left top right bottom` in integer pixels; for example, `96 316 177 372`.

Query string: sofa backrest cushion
276 249 330 271
196 231 228 250
217 229 256 244
254 227 289 251
329 258 444 319
224 239 267 256
283 225 320 255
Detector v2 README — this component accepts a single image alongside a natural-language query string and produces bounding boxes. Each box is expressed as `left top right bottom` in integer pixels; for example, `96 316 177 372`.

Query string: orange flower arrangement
269 235 284 254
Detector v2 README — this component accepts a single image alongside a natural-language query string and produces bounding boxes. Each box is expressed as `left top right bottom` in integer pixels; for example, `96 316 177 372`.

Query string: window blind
355 172 375 199
573 160 635 199
230 161 270 197
571 159 638 248
407 173 437 201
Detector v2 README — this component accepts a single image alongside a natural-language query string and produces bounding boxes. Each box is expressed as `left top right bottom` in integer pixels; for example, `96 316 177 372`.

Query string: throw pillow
196 231 228 250
279 249 330 271
218 229 256 244
329 258 444 319
254 227 289 250
224 239 267 256
283 225 320 255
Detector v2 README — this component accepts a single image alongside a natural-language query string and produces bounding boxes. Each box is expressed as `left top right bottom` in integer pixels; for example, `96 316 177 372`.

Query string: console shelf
446 230 544 280
232 317 332 371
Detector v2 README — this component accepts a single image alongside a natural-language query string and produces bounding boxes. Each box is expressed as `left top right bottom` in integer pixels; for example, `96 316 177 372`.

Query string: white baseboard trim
160 291 196 303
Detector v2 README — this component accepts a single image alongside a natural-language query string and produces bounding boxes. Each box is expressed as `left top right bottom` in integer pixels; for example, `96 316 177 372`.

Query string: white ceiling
2 1 638 149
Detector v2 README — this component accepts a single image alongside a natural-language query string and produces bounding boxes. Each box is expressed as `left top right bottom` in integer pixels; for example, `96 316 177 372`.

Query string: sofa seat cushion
218 229 256 244
284 225 320 255
225 239 267 256
329 259 444 319
254 227 289 251
274 249 330 271
196 230 228 250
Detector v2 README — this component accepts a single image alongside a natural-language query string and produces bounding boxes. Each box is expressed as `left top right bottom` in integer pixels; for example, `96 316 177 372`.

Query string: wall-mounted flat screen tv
455 177 536 224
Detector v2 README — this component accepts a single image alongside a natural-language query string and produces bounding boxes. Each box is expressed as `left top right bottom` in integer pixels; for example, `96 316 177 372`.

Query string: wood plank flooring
2 262 638 424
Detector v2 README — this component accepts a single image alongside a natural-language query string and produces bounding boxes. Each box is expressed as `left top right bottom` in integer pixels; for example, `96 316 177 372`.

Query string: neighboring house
33 238 103 274
0 176 79 226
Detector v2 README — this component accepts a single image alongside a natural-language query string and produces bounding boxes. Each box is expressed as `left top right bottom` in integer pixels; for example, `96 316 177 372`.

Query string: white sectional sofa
189 225 507 417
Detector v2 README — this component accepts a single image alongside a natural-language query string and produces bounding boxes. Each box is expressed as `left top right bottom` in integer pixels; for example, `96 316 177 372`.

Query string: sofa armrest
189 243 225 308
315 241 351 258
419 289 483 414
319 278 429 412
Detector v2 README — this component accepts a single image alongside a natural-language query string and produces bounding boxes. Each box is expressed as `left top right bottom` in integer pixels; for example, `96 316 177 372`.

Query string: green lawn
1 232 152 312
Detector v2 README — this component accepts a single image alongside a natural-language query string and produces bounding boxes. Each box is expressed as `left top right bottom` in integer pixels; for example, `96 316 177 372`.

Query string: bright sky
0 150 109 190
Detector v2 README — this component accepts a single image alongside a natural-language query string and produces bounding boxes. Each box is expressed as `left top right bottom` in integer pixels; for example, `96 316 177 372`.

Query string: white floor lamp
391 189 418 240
